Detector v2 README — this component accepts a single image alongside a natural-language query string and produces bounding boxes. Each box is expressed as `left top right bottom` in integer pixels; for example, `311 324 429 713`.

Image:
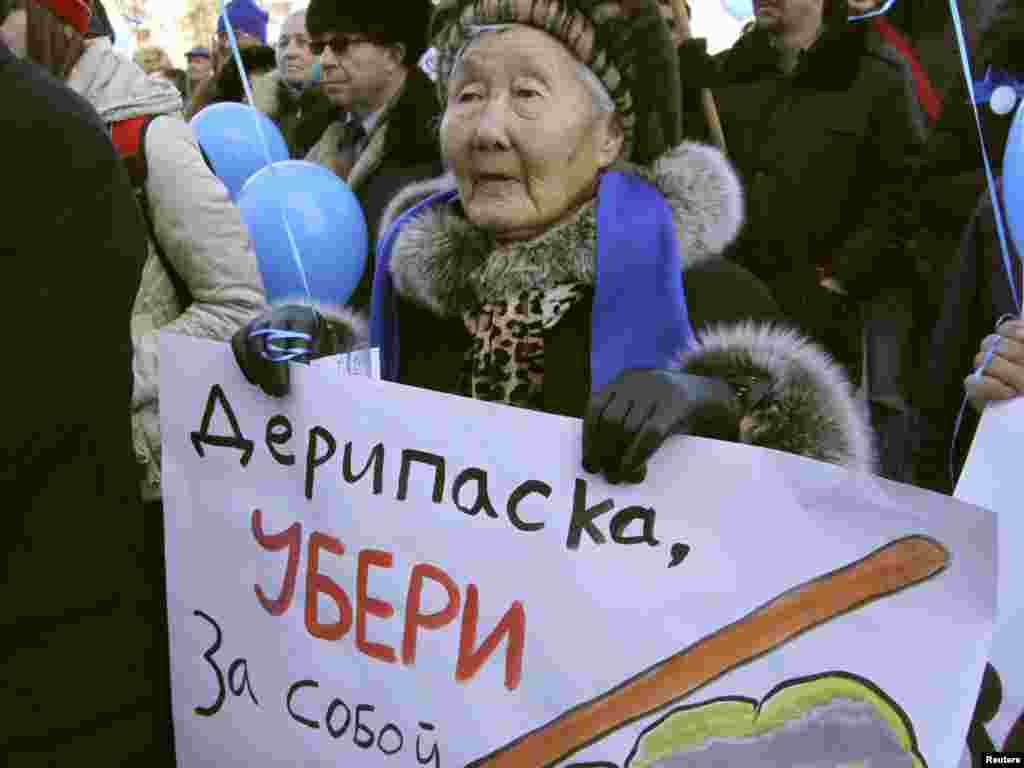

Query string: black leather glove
231 305 338 397
582 369 738 484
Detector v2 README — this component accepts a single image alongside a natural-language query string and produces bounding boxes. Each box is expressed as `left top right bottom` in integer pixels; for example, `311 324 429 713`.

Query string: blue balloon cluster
238 161 368 306
190 103 290 201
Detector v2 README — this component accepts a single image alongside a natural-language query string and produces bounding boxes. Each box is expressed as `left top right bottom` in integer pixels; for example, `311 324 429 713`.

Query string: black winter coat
679 22 923 376
0 42 174 765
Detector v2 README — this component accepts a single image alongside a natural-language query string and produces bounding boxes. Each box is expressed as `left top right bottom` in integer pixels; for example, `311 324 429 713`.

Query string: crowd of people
2 0 1024 763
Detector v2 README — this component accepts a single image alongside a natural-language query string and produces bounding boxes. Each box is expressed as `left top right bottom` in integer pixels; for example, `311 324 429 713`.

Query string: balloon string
947 0 1021 314
218 3 318 362
217 1 273 168
848 0 896 21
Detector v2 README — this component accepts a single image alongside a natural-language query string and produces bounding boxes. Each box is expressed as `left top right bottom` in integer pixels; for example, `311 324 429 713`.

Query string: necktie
334 119 366 181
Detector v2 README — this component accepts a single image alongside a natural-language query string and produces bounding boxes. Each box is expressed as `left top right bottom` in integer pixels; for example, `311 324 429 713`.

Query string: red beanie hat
36 0 92 35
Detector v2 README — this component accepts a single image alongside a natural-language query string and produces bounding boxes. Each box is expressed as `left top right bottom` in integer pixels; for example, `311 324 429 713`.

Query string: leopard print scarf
460 283 588 409
452 200 598 410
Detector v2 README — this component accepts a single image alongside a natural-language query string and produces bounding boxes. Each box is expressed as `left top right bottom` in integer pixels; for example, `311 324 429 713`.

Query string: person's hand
582 369 737 484
966 318 1024 410
231 305 338 397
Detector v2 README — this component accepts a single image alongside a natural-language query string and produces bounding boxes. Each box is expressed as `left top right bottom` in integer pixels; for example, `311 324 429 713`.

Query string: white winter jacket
69 39 268 501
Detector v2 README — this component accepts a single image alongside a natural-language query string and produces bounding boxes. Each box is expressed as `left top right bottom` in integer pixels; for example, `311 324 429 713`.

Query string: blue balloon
238 161 368 306
190 103 290 201
1005 98 1024 256
722 0 754 20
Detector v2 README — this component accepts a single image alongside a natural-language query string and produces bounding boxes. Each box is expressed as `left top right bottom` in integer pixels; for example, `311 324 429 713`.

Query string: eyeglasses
309 35 371 57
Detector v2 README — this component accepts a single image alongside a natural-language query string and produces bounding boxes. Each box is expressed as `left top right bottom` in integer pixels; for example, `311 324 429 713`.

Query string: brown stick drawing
466 535 950 768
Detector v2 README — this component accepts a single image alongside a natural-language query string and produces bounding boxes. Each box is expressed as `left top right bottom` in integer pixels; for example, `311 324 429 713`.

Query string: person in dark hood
0 2 174 763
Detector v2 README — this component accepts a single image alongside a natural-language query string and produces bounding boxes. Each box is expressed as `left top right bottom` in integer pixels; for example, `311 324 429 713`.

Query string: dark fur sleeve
677 323 876 473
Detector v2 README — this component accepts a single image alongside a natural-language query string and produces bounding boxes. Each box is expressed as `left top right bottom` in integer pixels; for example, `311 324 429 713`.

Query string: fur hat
429 0 682 166
217 0 270 44
306 0 434 67
35 0 91 34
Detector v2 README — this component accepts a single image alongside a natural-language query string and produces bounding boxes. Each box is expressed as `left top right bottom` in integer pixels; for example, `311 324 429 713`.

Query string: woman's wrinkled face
440 25 623 243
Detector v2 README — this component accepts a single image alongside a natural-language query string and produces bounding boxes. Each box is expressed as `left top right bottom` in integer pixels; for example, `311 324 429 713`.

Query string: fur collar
382 141 744 318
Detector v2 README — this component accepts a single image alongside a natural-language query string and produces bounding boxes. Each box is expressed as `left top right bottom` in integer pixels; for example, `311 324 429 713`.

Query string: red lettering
402 563 461 666
356 550 396 663
252 509 302 616
252 517 523 687
305 532 353 641
457 585 525 691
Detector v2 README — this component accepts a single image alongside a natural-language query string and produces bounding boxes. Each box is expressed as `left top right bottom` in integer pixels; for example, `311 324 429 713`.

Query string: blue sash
371 171 695 392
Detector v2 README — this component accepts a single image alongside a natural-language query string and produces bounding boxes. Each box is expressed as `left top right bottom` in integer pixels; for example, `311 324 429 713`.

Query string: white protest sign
956 398 1024 748
161 335 996 768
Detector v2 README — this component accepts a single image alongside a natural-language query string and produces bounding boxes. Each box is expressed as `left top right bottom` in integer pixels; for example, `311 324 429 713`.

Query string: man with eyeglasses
249 8 335 157
303 0 442 313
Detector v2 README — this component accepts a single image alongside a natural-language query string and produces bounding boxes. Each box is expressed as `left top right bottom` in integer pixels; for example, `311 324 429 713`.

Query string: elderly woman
233 0 873 482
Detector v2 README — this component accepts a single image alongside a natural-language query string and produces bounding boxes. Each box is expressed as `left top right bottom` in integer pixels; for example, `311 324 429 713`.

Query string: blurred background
108 0 749 65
